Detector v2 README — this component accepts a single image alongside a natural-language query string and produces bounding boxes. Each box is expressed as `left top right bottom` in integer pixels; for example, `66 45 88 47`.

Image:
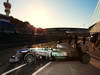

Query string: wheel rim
25 55 35 63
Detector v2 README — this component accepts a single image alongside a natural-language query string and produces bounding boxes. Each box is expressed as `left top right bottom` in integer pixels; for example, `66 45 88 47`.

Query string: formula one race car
9 47 67 64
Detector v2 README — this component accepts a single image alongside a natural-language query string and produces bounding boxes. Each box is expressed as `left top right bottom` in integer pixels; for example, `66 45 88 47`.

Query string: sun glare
31 9 50 27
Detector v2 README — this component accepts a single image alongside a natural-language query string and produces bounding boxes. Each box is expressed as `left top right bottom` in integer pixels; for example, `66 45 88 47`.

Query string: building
89 21 100 33
88 21 100 69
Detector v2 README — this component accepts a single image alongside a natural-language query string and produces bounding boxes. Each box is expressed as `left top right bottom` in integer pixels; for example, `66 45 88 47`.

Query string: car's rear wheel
81 53 90 64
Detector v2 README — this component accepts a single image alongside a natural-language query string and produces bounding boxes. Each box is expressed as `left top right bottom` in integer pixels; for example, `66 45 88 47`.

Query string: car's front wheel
24 54 36 64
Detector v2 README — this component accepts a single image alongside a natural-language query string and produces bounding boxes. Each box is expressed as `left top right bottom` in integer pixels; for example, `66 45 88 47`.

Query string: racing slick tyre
81 53 90 64
24 54 36 64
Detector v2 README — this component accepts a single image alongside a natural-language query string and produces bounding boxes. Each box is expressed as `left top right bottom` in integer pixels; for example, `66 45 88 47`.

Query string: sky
0 0 98 28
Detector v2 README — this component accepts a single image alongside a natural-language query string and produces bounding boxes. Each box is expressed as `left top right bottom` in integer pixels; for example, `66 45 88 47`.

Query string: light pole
3 0 11 16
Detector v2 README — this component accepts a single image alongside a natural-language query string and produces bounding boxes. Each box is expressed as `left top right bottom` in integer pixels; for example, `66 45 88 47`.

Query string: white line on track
32 62 52 75
1 64 26 75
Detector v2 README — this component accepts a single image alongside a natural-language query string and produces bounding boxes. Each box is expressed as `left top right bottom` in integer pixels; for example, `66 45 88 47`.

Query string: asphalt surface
37 61 100 75
1 59 49 75
1 61 100 75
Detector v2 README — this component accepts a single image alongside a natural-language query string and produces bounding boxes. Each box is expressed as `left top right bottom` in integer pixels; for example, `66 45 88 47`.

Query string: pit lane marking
32 62 52 75
1 64 26 75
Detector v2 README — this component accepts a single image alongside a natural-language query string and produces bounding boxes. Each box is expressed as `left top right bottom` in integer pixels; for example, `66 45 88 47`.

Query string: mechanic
90 33 99 51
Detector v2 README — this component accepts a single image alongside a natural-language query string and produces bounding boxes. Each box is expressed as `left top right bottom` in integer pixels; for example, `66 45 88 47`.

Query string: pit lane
1 59 49 75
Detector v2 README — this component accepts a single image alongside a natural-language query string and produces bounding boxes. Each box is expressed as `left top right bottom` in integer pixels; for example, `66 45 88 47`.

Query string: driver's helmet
16 49 29 53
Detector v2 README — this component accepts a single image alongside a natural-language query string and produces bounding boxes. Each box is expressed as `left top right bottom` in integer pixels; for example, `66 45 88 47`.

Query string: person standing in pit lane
90 33 99 51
